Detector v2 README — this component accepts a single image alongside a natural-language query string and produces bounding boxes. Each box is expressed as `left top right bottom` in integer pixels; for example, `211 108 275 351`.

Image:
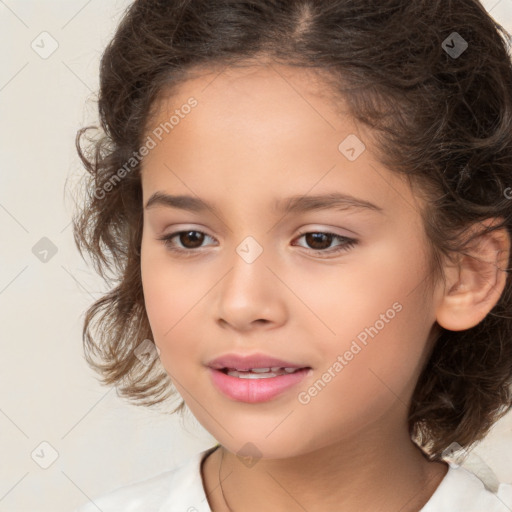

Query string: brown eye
157 230 216 254
178 230 205 249
303 232 333 250
293 230 358 257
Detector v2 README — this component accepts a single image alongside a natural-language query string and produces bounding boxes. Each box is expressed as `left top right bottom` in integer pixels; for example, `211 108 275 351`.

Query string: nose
215 242 288 332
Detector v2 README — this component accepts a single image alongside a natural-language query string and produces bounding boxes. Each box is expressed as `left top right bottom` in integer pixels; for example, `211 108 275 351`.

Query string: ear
436 219 510 331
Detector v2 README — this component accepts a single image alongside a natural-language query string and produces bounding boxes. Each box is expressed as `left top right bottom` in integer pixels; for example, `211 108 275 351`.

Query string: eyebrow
144 191 384 215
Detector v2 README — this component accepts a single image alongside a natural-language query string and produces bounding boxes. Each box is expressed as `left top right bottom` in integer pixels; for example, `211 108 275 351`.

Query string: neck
201 411 448 512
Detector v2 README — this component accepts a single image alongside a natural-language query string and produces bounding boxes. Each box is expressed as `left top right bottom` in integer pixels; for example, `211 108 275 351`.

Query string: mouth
208 366 313 403
207 352 312 373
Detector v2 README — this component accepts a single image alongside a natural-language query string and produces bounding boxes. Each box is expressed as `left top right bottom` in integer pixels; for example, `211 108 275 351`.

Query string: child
72 0 512 510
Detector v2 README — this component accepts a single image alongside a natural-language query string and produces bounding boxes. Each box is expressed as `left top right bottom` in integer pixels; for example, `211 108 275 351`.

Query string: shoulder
73 469 176 512
421 464 512 512
72 445 218 512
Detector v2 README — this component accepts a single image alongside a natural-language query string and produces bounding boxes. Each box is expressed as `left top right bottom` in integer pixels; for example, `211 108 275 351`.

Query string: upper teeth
224 367 301 379
231 367 297 373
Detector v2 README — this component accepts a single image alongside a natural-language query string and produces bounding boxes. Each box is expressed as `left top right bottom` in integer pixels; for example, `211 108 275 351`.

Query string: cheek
332 224 432 341
304 239 433 409
141 232 185 332
141 249 170 334
299 235 430 352
141 247 183 353
140 244 210 374
141 276 197 376
294 298 430 449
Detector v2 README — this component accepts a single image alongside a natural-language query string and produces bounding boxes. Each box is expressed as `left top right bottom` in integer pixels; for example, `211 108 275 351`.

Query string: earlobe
435 221 510 332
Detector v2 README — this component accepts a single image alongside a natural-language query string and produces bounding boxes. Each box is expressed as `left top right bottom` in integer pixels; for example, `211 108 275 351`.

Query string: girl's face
140 64 443 458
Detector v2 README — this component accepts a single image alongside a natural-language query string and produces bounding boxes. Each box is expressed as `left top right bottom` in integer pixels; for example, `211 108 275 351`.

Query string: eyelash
156 229 358 258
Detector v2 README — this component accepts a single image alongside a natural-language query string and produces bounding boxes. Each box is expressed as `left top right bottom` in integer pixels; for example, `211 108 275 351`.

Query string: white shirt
73 445 512 512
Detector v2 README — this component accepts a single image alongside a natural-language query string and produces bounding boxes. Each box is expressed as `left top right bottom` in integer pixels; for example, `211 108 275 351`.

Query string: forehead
145 62 348 145
157 61 339 112
140 63 422 222
143 63 361 176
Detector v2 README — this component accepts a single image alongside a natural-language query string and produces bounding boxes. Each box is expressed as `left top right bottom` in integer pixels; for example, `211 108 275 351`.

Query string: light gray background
0 1 511 511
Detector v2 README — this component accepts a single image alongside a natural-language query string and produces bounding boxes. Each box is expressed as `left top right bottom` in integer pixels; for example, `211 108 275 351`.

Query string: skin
139 62 510 511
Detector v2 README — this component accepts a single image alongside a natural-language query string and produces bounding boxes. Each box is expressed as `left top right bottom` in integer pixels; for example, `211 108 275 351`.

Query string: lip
208 367 312 403
207 352 310 371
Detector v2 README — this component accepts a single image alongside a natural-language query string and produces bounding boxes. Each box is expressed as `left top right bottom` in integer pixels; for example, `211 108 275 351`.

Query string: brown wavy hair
72 0 512 461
